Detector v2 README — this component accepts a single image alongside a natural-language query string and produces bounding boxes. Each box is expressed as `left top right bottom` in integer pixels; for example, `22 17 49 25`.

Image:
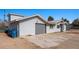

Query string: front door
60 24 64 32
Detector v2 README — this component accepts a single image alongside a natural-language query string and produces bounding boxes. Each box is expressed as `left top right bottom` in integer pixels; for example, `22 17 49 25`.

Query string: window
50 24 55 29
57 25 60 28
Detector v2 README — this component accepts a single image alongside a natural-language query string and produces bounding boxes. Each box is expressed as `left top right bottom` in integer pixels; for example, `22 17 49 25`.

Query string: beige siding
19 17 45 36
46 24 60 33
9 15 24 21
46 24 66 33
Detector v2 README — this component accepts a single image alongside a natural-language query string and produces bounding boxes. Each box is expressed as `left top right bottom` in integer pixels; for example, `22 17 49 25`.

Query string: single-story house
7 14 67 37
46 20 67 33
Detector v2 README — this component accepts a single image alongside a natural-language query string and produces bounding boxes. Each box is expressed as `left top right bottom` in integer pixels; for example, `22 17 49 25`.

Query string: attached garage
8 14 47 37
35 23 46 34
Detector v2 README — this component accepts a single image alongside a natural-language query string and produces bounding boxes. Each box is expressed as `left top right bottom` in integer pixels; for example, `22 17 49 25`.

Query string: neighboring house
7 14 67 37
46 20 67 33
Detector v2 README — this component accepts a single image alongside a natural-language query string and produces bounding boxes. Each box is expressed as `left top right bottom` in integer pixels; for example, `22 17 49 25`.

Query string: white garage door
35 23 46 34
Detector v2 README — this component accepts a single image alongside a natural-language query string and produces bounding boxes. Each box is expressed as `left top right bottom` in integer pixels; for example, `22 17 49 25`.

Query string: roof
47 20 68 25
9 14 68 25
9 14 48 24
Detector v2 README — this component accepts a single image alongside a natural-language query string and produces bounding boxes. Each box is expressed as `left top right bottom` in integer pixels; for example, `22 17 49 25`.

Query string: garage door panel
35 23 46 34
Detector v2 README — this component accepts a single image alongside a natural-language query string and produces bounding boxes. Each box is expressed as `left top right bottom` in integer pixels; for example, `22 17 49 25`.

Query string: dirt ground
56 29 79 49
0 33 40 49
0 29 79 49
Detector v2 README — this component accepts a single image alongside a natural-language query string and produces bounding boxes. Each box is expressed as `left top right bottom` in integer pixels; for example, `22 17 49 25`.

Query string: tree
48 16 54 21
61 17 69 23
72 18 79 25
61 17 64 20
72 18 79 29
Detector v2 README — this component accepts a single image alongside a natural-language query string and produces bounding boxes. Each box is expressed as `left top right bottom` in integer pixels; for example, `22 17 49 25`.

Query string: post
4 9 6 21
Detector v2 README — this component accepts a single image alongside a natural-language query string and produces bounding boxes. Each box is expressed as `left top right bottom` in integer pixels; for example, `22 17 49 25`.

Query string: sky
0 9 79 23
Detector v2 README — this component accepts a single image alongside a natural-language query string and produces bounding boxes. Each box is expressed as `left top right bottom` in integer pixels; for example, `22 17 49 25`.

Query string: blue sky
0 9 79 22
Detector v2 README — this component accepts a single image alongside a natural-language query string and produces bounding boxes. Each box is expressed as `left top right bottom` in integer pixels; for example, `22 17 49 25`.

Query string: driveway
22 29 79 48
0 29 79 49
56 29 79 49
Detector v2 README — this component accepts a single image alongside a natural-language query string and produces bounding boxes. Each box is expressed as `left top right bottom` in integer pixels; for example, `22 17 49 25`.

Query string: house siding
46 24 66 33
46 24 60 33
9 14 24 21
19 17 45 36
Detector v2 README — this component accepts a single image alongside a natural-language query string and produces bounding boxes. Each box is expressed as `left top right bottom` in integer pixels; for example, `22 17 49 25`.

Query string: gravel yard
0 29 79 49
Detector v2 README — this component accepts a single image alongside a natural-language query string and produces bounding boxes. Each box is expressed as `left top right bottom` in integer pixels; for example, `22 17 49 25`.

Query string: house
7 14 67 37
46 20 67 33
